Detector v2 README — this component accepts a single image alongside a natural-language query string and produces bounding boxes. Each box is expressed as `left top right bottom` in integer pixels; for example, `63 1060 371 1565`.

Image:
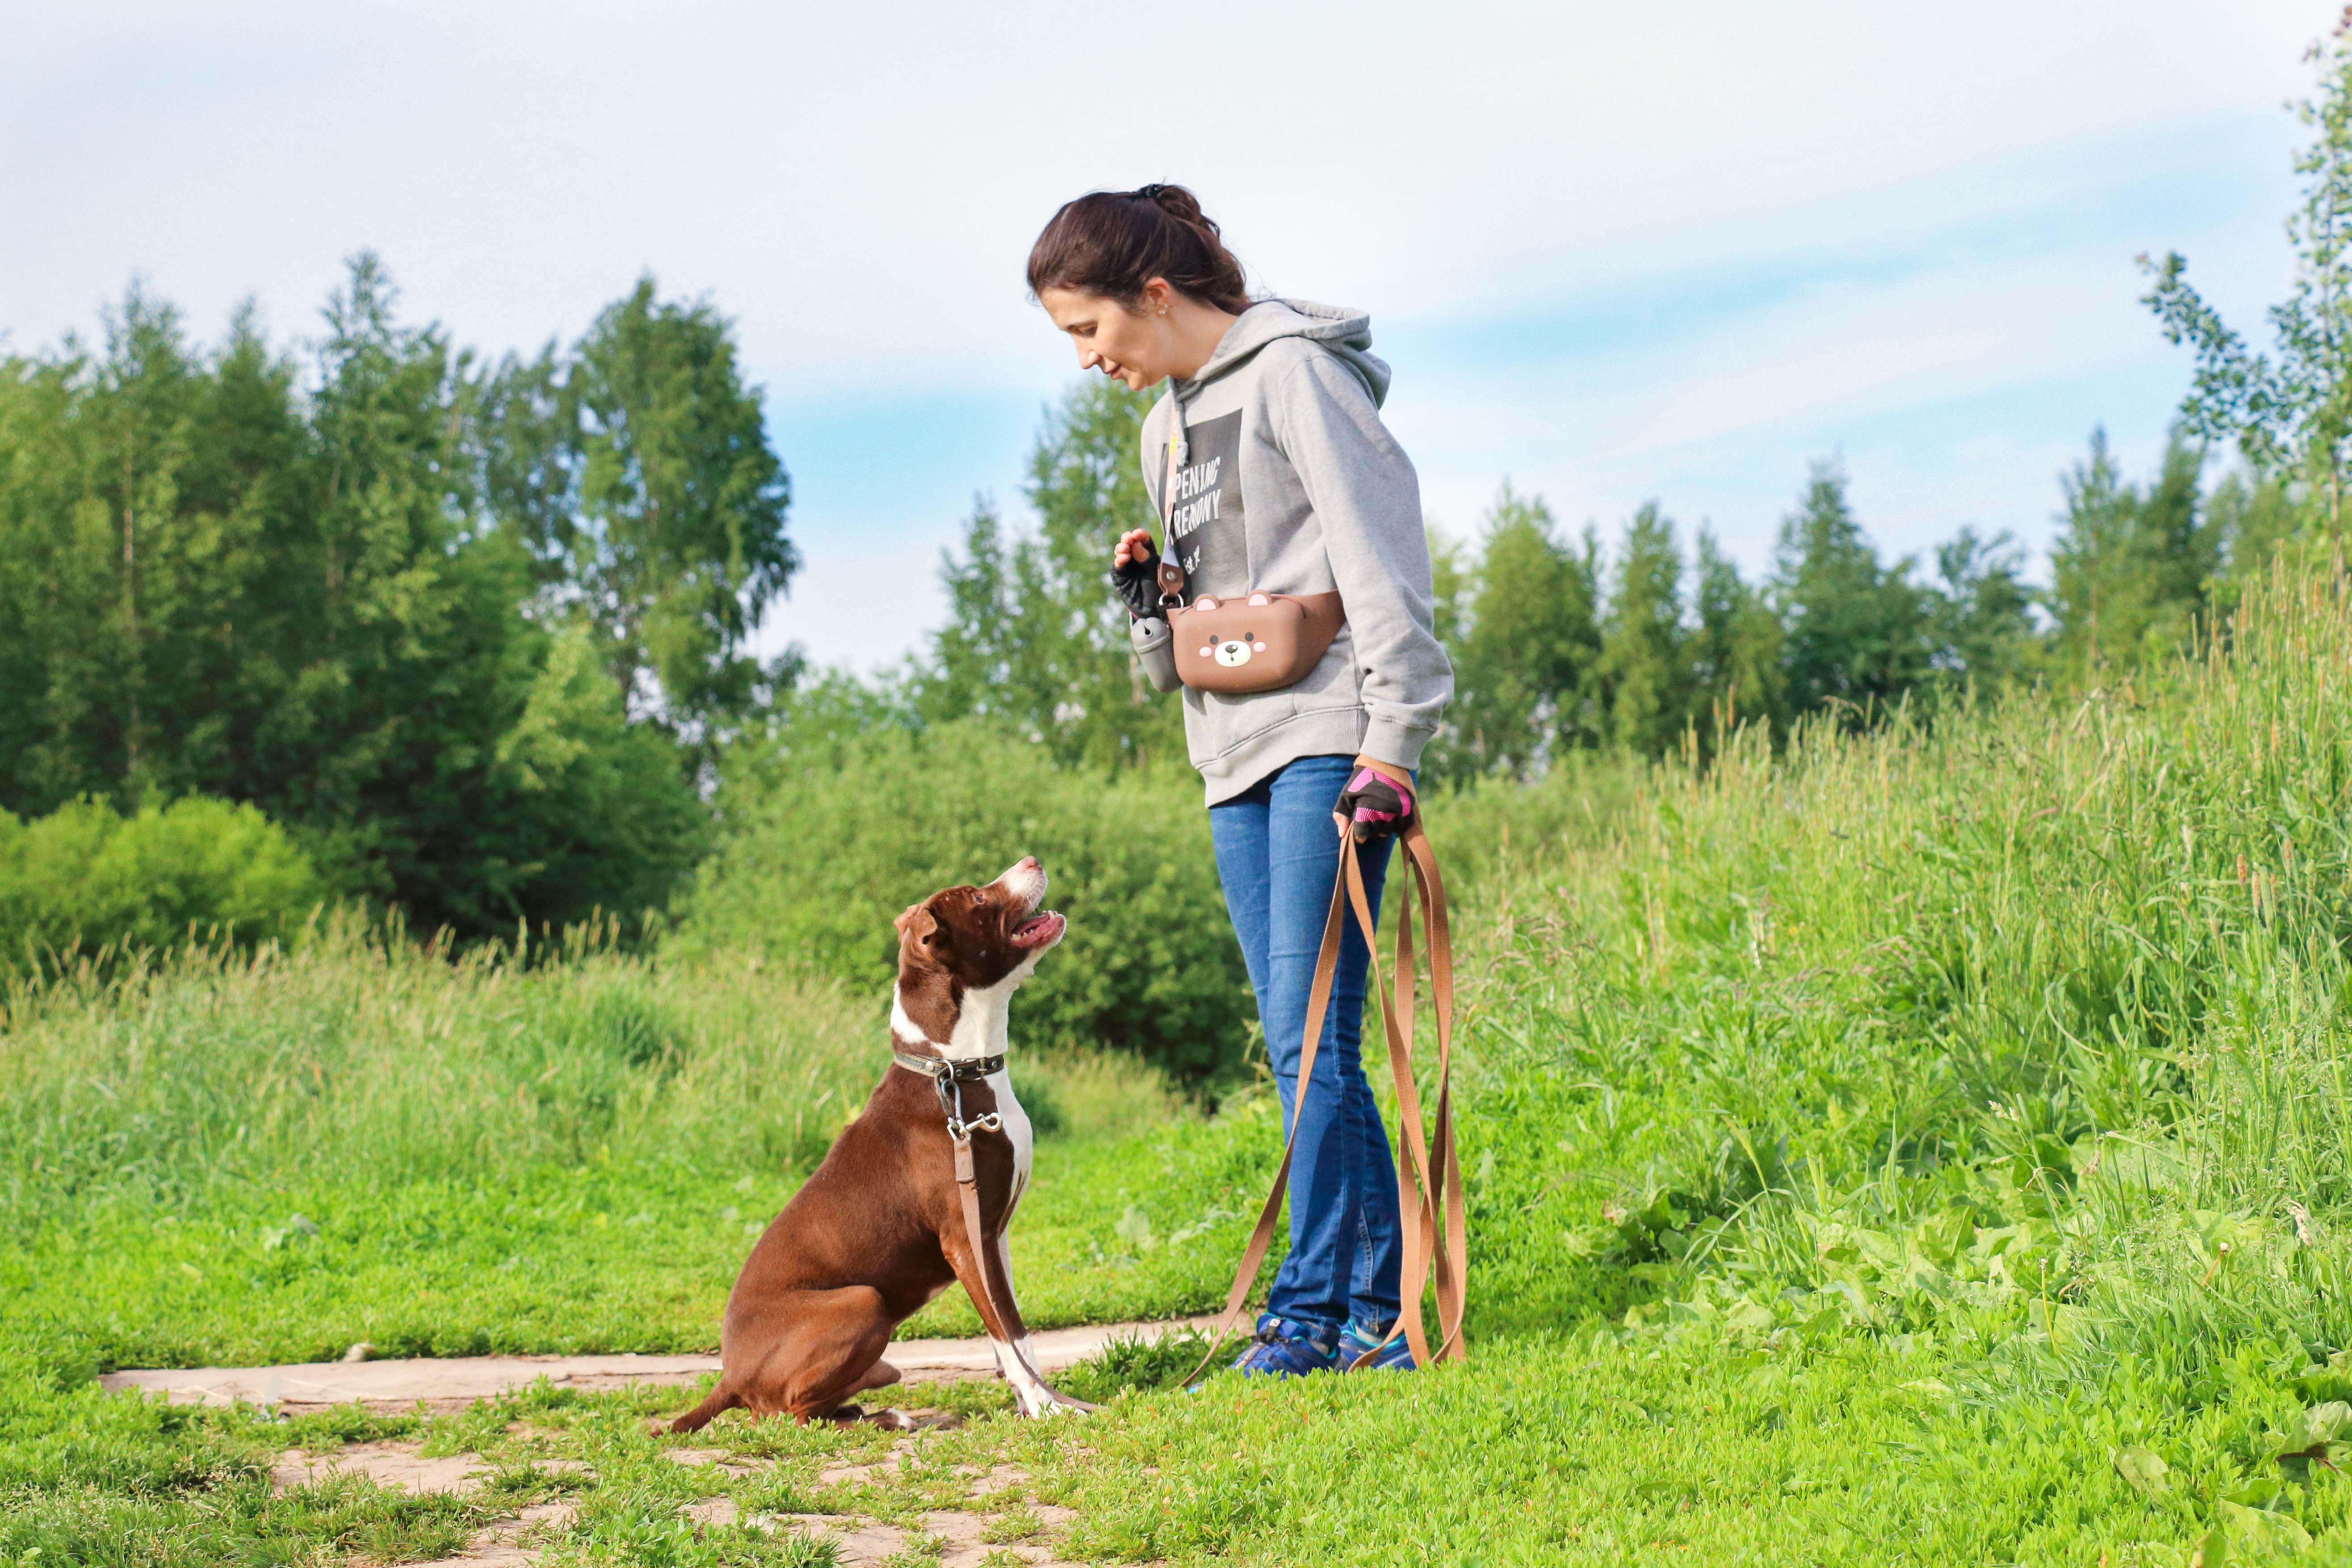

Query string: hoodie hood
1173 298 1390 411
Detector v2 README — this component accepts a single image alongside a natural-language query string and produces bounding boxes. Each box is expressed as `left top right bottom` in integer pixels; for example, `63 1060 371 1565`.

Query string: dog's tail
664 1380 741 1435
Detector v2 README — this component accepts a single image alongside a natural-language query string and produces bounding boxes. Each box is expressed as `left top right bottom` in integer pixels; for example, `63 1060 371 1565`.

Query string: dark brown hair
1026 184 1252 315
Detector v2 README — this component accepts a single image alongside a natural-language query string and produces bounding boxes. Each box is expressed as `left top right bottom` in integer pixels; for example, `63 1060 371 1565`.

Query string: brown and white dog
664 857 1086 1430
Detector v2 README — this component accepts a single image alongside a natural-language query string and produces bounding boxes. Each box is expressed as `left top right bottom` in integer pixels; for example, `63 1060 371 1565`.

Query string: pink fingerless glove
1338 765 1414 839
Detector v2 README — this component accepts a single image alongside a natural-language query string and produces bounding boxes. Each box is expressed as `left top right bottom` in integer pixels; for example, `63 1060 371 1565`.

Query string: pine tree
1443 484 1599 777
2206 469 2301 596
1593 503 1693 756
1689 528 1784 745
1927 526 2040 694
914 378 1181 769
2047 428 2216 672
1771 460 1932 725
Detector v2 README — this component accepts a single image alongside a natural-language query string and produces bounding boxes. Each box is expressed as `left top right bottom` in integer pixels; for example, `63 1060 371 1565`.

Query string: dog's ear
895 904 938 946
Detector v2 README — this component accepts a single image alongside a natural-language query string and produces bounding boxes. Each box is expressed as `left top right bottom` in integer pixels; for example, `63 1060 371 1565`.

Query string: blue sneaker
1226 1315 1340 1379
1338 1320 1418 1371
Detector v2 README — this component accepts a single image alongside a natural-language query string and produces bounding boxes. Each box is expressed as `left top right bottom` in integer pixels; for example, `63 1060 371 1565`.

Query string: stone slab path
100 1316 1218 1413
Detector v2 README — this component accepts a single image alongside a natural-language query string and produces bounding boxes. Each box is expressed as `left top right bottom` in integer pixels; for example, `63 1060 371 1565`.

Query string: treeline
0 256 795 937
1423 428 2297 781
806 378 2299 787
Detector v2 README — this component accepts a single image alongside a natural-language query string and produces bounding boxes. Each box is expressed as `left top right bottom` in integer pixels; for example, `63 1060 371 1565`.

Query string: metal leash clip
945 1109 1004 1143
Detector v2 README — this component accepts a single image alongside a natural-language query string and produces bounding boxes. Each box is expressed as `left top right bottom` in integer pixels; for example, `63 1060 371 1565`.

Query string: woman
1027 185 1454 1377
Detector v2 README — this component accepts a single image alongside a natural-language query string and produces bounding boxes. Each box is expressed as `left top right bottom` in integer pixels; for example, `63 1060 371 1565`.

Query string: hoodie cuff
1360 716 1433 774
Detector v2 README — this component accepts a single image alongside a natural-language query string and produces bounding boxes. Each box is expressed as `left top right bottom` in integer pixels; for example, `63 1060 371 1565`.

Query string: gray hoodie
1141 299 1454 805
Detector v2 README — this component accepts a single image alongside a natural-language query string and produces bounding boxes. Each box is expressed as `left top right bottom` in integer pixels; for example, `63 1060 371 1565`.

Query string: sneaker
1338 1320 1417 1371
1224 1315 1341 1380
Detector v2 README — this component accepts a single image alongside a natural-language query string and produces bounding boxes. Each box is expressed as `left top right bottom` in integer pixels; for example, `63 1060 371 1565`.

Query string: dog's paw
1020 1389 1098 1417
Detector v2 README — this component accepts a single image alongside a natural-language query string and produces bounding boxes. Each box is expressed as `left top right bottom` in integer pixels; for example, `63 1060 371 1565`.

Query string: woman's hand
1111 529 1165 619
1338 757 1415 842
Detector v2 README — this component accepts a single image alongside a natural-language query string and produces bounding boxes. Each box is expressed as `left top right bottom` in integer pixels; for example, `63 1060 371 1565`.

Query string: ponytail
1026 183 1252 315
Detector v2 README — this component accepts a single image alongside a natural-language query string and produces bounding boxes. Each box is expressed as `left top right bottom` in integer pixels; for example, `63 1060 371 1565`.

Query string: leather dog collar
891 1050 1004 1083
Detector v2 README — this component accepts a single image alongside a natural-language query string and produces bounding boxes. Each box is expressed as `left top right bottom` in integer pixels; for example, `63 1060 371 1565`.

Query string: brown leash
1187 812 1467 1379
893 1051 1021 1337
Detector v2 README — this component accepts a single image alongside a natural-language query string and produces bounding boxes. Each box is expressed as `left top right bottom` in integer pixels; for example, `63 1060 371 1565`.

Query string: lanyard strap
1157 382 1191 607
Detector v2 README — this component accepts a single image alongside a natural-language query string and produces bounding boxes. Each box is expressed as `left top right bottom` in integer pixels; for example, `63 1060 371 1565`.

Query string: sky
0 0 2337 674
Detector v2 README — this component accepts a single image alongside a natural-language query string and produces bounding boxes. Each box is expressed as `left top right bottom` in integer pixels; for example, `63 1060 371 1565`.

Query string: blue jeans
1208 752 1401 1337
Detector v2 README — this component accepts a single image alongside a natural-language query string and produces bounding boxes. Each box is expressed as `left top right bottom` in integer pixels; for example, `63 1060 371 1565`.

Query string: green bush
674 720 1254 1086
0 795 325 975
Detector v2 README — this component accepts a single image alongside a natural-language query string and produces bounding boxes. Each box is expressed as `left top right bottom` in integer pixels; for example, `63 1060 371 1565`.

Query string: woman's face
1039 284 1173 391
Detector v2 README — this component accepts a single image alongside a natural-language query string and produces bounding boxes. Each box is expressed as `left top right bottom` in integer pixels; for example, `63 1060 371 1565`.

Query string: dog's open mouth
1010 911 1065 948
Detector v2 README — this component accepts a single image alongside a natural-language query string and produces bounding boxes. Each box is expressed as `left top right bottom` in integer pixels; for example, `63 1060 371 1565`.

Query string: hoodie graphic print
1165 410 1243 585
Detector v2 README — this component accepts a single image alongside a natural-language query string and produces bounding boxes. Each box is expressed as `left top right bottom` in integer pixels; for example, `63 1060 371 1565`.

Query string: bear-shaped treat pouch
1168 591 1346 694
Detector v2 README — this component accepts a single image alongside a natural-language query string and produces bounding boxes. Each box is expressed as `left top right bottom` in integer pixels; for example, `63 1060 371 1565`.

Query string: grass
21 565 2352 1562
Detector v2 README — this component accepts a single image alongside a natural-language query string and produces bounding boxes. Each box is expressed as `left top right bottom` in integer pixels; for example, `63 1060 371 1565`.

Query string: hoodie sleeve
1270 350 1455 771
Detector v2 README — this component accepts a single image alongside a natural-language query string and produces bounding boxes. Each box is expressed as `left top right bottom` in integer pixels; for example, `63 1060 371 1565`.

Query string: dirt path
100 1316 1217 1413
139 1323 1221 1567
269 1439 1082 1566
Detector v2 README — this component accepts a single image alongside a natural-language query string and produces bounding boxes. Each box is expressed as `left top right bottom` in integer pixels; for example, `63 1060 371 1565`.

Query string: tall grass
1456 563 2352 1403
0 914 1177 1227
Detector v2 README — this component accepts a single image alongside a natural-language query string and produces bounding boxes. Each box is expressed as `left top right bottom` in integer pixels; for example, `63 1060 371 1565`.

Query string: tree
1926 525 2039 693
484 277 798 756
0 288 295 813
0 259 711 940
1689 528 1784 745
1770 460 1933 724
2206 469 2301 597
1440 484 1600 778
2141 19 2352 535
915 378 1181 769
1593 503 1694 756
2046 428 2216 673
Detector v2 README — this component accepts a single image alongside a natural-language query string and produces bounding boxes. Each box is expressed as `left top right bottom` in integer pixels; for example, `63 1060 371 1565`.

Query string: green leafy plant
0 793 324 975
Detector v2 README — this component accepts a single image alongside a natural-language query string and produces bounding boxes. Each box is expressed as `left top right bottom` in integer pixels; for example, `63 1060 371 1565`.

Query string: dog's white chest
985 1068 1034 1202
